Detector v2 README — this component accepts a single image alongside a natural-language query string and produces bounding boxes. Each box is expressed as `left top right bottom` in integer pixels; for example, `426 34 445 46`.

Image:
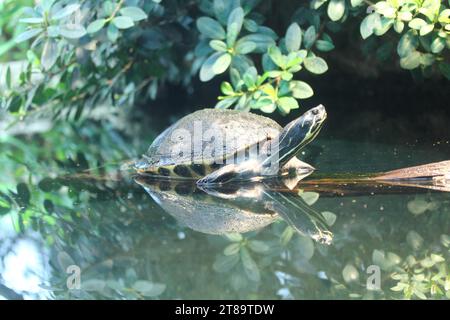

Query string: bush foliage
0 0 449 118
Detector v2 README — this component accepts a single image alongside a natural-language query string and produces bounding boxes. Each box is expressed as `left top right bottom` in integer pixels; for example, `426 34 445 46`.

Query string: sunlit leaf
120 7 148 22
15 28 44 43
41 39 58 70
112 16 134 29
132 280 166 297
52 4 80 20
87 19 107 34
240 247 260 282
304 56 328 74
226 7 244 47
196 17 226 39
285 22 302 52
328 0 346 21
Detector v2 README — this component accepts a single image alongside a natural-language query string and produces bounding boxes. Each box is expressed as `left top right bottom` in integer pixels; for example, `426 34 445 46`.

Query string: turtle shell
143 109 282 172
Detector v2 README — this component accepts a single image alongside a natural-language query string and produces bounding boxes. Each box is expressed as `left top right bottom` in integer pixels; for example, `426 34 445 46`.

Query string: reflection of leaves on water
214 232 270 285
298 191 319 206
407 196 440 216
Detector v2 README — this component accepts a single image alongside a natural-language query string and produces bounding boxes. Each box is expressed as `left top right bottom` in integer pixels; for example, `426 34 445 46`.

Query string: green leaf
397 11 412 21
303 26 316 49
244 19 258 32
312 0 328 9
213 0 239 25
209 39 227 52
285 23 302 52
19 17 45 24
280 226 295 246
277 97 299 113
41 0 56 12
406 230 423 250
327 0 346 21
342 264 360 283
322 211 337 226
431 36 445 53
238 34 275 53
290 81 314 99
374 2 396 18
200 52 226 81
372 249 386 267
47 25 60 38
220 81 234 96
360 13 381 39
419 24 434 36
107 23 119 42
224 243 241 255
15 28 44 43
248 240 270 253
112 16 134 29
230 68 241 87
16 183 31 206
215 97 238 109
8 95 23 113
397 30 418 57
225 232 243 242
259 102 276 113
120 7 148 22
299 191 319 205
196 17 226 39
52 4 80 20
41 38 58 70
243 72 256 88
420 53 434 66
240 248 260 282
316 39 335 52
213 53 232 74
374 17 394 36
5 66 11 89
304 56 328 74
350 0 364 7
394 20 404 33
438 62 450 80
213 253 239 272
268 45 285 68
132 280 166 297
103 1 115 15
87 19 106 34
59 24 87 39
409 18 427 30
235 39 256 54
400 51 421 69
227 7 244 47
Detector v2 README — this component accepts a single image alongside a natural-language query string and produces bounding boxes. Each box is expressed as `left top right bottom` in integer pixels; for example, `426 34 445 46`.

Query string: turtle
134 105 327 185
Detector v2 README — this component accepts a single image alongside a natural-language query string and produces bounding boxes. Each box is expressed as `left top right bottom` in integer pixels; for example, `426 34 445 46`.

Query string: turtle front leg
196 160 263 185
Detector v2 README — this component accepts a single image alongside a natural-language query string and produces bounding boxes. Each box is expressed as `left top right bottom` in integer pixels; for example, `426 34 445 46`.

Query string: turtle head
274 105 327 166
133 155 152 173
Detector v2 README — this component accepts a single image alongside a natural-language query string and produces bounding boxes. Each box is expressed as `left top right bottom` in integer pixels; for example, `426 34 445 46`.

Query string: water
0 115 449 300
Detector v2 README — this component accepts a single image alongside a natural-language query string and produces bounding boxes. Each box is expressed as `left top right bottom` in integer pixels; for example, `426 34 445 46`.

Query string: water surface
1 124 449 300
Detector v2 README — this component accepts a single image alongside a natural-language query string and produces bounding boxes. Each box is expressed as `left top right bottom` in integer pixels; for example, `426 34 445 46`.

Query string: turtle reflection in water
135 176 333 244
